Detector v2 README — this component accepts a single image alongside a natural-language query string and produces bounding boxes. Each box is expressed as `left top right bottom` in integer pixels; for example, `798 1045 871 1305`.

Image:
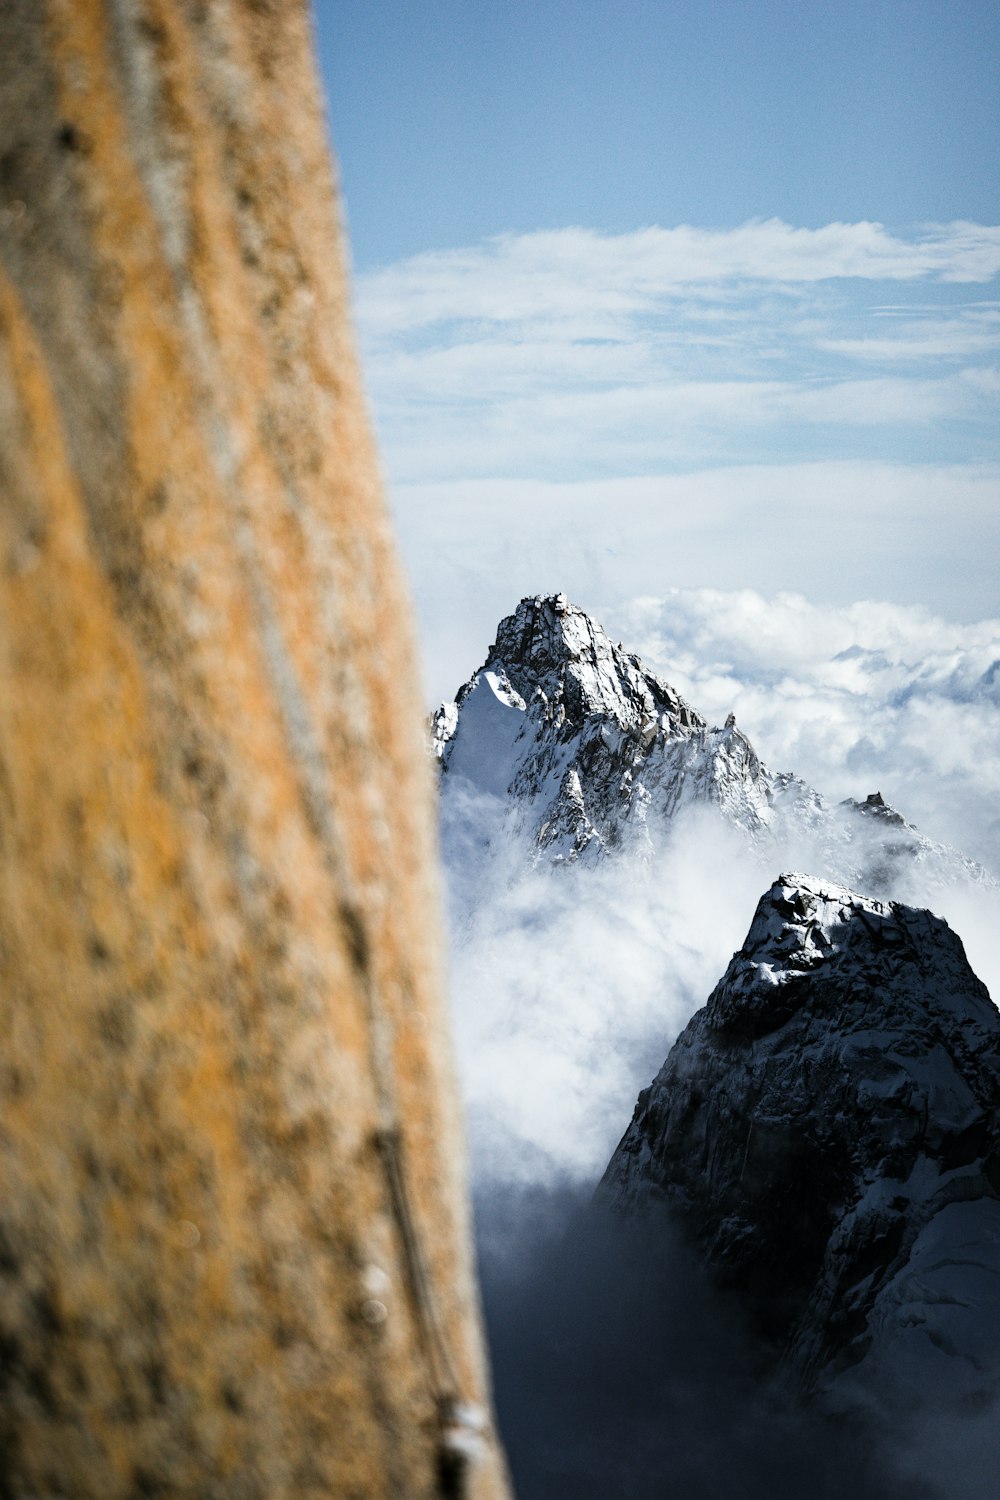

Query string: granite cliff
0 4 507 1497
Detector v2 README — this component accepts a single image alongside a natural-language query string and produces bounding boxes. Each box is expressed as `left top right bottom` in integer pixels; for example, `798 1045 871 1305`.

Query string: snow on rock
433 593 992 893
438 670 528 799
601 873 1000 1410
434 593 803 861
838 789 987 891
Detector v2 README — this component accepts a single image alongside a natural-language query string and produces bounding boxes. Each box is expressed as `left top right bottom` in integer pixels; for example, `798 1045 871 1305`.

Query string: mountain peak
434 595 754 860
481 593 700 734
434 596 993 889
603 873 1000 1405
703 872 992 1037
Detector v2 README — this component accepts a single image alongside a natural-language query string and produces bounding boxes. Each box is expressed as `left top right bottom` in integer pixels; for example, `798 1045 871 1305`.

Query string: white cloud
819 305 1000 362
445 803 769 1187
354 223 1000 584
398 461 1000 710
442 587 1000 1194
603 588 1000 874
377 370 989 485
359 221 1000 338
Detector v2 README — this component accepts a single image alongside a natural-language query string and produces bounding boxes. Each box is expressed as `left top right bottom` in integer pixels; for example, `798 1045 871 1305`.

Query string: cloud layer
353 219 999 709
357 219 1000 484
605 587 1000 870
442 586 1000 1195
398 461 1000 707
360 221 1000 338
445 804 767 1186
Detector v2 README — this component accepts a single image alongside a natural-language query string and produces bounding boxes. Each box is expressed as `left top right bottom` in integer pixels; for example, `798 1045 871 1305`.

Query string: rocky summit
602 874 1000 1411
433 593 989 893
433 593 819 860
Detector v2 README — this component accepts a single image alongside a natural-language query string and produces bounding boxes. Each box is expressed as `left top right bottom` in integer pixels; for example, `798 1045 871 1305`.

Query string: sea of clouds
441 586 1000 1196
437 587 1000 1499
604 587 1000 863
367 211 1000 1500
445 798 765 1188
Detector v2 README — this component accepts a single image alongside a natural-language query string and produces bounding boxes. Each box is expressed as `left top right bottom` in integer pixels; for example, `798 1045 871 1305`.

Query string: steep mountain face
433 593 989 892
433 593 816 861
602 875 1000 1408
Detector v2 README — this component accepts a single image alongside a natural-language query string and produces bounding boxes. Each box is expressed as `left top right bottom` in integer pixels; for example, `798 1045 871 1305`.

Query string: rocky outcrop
434 594 990 895
838 790 985 892
603 875 1000 1408
433 593 814 861
0 4 507 1497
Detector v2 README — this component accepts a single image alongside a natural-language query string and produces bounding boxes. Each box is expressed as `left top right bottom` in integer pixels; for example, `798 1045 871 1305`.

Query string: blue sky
319 0 1000 267
315 2 1000 704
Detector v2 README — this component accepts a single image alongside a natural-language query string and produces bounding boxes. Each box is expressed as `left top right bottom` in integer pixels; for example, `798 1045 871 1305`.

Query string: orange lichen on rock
0 3 508 1496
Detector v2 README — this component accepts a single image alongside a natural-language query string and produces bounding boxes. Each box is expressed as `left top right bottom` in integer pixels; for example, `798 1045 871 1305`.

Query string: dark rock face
603 875 1000 1405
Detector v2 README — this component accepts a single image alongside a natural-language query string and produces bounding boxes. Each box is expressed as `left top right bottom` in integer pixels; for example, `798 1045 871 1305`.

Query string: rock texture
603 875 1000 1408
433 593 814 860
433 593 990 894
0 4 507 1498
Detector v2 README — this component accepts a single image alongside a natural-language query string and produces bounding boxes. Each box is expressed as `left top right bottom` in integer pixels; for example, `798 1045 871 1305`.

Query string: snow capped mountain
433 591 805 860
602 874 1000 1411
442 594 1000 1491
433 592 991 893
439 594 1000 1494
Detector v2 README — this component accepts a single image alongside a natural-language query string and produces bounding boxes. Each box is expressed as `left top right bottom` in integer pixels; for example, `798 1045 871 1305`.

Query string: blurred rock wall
0 2 508 1495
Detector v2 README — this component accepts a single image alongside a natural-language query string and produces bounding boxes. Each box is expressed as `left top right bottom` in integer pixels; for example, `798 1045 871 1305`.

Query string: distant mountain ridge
433 592 991 894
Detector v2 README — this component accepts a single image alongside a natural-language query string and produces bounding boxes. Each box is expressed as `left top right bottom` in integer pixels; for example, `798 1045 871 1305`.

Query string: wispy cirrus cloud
358 220 1000 337
378 369 994 485
818 304 1000 362
355 219 1000 484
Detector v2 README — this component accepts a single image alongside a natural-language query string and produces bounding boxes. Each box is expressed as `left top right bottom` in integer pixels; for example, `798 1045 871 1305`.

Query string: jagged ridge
433 593 990 891
434 593 820 861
